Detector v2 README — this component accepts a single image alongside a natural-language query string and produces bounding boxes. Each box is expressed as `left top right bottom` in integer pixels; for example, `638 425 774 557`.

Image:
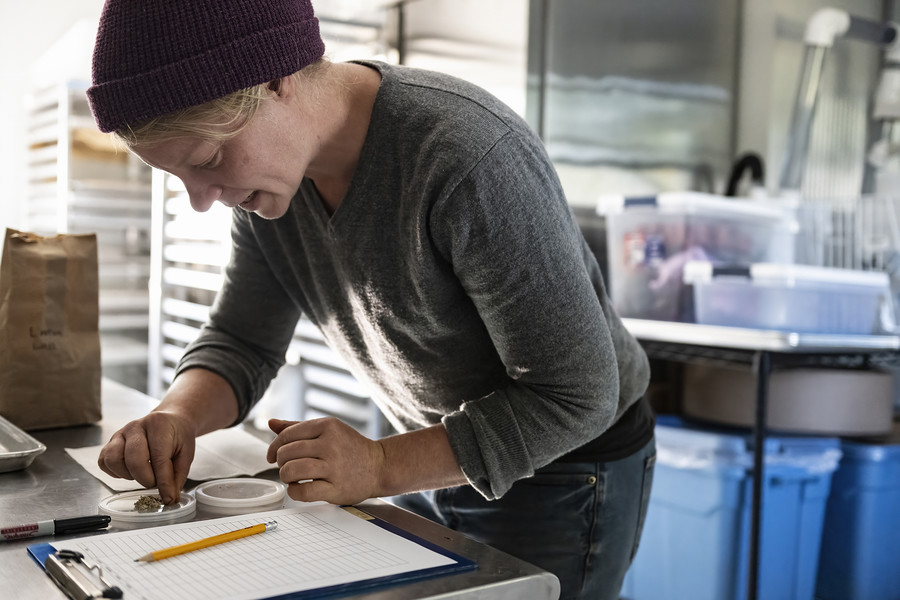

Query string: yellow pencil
135 520 277 562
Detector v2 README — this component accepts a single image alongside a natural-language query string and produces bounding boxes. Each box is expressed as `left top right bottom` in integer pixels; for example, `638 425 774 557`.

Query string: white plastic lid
749 263 890 288
596 191 789 222
192 478 286 509
683 260 890 289
98 489 196 524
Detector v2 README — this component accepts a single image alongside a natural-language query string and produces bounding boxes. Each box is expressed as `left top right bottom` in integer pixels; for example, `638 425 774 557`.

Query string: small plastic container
683 261 894 334
597 192 795 322
99 489 196 529
193 478 286 516
621 416 841 600
816 428 900 600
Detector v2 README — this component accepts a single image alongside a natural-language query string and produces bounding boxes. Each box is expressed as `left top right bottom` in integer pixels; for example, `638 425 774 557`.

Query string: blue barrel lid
840 422 900 462
840 439 900 462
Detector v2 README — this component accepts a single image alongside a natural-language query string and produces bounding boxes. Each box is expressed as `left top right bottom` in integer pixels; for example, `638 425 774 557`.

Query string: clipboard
27 505 477 600
28 545 122 600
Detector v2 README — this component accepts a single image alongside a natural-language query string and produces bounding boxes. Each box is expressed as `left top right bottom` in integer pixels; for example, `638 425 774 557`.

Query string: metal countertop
623 318 900 353
0 379 559 600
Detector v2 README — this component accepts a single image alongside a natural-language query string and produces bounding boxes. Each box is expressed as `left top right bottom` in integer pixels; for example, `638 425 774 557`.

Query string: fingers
150 435 194 505
278 456 327 484
172 443 195 502
123 429 156 488
154 465 186 504
96 413 193 505
97 432 128 479
268 418 382 505
96 422 156 486
267 418 296 435
266 418 317 463
286 480 334 503
266 418 291 463
150 454 177 504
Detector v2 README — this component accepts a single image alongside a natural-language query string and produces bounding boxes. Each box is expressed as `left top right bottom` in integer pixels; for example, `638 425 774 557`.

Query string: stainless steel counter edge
356 499 561 599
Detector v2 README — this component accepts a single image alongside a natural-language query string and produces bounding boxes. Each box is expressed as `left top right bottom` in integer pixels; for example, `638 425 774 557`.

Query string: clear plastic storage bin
682 261 895 334
621 416 841 600
597 192 794 322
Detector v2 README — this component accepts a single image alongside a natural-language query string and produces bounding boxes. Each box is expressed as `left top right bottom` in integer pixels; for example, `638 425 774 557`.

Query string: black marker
0 515 111 542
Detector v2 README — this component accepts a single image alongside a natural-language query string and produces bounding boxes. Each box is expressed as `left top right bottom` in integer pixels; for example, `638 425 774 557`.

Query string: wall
402 0 528 116
738 0 885 199
526 0 740 204
0 0 103 234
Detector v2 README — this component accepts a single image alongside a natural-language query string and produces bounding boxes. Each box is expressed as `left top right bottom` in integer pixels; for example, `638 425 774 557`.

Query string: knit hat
87 0 326 133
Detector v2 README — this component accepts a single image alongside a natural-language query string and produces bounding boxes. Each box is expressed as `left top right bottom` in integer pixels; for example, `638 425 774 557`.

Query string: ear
268 76 294 99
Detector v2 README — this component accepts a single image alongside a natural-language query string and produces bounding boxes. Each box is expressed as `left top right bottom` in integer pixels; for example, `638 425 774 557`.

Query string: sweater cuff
442 412 493 497
442 394 534 500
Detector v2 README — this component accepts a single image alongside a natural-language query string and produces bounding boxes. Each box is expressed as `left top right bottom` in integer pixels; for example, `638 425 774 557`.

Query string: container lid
840 441 900 462
596 191 790 222
98 489 196 524
192 478 286 509
655 417 751 471
655 415 842 474
841 422 900 461
683 260 891 289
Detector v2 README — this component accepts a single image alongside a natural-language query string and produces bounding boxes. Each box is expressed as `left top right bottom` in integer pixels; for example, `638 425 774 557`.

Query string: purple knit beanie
87 0 326 133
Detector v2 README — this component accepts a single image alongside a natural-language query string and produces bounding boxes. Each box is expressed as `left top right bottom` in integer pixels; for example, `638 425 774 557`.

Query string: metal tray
0 415 46 473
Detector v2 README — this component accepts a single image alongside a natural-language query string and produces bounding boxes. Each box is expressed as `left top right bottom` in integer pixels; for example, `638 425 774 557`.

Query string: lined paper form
58 505 468 600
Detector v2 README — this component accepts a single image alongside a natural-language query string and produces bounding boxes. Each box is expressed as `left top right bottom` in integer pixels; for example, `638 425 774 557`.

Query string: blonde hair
115 59 329 148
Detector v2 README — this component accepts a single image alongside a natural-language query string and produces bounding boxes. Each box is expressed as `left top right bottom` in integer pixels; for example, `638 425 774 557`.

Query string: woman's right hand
97 410 198 505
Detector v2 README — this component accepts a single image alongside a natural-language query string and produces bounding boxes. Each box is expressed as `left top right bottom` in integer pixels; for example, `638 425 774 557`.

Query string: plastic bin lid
655 415 842 474
99 489 196 524
682 260 891 289
193 478 286 508
596 191 789 221
655 423 750 472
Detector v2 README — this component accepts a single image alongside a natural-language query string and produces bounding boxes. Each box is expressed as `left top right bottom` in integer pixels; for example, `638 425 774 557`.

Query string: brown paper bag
0 228 102 430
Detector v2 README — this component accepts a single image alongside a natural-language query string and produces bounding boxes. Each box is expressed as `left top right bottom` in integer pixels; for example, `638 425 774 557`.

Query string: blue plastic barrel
622 416 841 600
816 437 900 600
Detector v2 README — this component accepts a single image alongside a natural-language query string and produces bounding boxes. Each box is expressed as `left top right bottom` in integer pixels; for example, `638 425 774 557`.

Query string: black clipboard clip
45 549 123 600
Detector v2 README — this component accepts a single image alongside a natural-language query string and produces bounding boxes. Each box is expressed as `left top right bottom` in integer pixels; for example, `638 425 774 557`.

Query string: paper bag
0 228 102 430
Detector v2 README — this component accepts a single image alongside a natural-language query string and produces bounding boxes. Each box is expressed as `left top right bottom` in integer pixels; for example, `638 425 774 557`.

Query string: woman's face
132 94 309 220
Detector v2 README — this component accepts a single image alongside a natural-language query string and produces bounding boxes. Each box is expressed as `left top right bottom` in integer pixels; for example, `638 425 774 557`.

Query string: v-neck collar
295 60 388 231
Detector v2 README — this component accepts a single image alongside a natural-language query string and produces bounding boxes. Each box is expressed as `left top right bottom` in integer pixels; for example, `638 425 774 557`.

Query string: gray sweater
176 61 650 499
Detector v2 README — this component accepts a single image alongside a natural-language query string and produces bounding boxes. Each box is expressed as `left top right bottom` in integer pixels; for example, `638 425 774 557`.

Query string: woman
88 1 655 598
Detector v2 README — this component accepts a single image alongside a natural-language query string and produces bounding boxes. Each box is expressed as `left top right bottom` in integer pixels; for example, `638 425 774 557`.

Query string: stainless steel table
624 318 900 600
0 379 559 600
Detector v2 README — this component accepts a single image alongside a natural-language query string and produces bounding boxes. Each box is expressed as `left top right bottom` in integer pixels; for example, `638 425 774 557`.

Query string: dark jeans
393 436 656 600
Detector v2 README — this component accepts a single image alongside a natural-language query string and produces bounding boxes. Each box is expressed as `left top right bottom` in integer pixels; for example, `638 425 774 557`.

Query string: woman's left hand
267 417 387 504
